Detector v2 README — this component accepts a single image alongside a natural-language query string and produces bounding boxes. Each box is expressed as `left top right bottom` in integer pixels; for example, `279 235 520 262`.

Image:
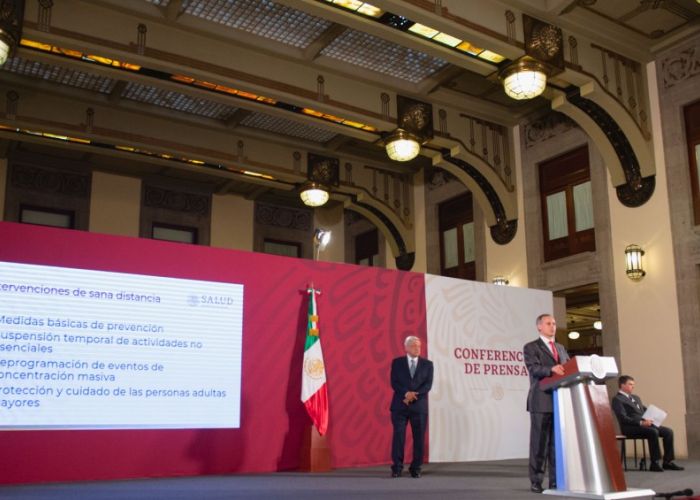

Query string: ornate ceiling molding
255 202 312 231
524 111 578 148
10 163 90 198
661 45 700 89
143 185 210 216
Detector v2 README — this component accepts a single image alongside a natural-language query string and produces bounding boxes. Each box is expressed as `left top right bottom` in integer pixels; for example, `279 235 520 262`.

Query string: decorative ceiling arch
549 80 656 207
423 141 519 245
343 195 415 271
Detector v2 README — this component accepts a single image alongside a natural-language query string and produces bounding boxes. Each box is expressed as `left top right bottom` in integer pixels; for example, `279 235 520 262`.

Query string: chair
612 406 649 471
616 434 648 471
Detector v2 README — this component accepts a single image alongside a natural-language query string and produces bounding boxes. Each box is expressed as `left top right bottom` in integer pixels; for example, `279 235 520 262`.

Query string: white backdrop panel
426 275 552 461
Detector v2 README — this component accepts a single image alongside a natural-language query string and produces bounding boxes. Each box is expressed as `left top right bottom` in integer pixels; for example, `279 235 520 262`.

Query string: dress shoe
409 470 421 478
530 483 544 493
662 461 684 471
391 471 401 478
649 461 664 472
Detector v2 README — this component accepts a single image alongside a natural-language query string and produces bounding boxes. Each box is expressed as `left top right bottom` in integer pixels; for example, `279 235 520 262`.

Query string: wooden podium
540 356 655 499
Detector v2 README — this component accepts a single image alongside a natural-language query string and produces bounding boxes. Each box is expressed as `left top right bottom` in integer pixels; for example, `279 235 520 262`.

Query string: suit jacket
390 356 433 414
611 392 646 428
523 338 569 413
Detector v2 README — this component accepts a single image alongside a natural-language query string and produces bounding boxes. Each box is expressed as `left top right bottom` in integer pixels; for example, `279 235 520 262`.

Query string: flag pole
299 284 331 472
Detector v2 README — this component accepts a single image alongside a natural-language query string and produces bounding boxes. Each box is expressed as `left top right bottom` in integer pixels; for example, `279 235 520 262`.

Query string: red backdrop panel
0 222 426 484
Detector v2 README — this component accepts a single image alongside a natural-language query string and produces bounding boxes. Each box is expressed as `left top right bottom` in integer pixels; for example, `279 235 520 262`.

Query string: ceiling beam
324 134 352 152
245 185 271 200
164 0 184 21
108 80 128 104
225 109 253 129
418 65 467 95
302 23 347 61
215 179 237 195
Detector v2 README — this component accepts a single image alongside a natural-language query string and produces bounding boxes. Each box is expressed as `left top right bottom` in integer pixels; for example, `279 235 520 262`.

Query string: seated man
611 375 684 472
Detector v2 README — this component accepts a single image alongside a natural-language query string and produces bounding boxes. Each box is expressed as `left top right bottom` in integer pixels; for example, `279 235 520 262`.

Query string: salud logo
200 295 234 307
187 295 200 306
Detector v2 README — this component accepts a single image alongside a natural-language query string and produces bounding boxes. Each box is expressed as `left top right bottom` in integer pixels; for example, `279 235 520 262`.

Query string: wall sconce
0 0 24 66
385 95 433 162
568 331 580 340
300 153 339 208
313 228 331 261
500 15 564 101
492 276 509 286
624 244 645 281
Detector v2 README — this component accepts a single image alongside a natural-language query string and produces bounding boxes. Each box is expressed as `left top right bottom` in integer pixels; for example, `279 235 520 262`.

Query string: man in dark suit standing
523 313 569 494
390 335 433 478
611 375 683 472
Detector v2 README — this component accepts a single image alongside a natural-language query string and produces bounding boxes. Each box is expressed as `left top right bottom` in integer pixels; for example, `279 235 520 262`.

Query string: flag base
298 425 332 472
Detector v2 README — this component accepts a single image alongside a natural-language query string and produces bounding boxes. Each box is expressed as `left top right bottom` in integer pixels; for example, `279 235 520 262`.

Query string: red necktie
549 341 559 363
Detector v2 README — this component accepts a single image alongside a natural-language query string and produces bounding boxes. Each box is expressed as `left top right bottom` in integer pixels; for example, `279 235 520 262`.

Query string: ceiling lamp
499 15 565 101
0 38 10 65
500 58 547 100
568 331 580 340
385 129 421 162
301 154 338 208
384 96 433 162
0 0 24 66
299 182 329 207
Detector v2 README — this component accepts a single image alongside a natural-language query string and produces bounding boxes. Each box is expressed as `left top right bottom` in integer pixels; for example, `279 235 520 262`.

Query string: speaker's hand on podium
551 364 565 376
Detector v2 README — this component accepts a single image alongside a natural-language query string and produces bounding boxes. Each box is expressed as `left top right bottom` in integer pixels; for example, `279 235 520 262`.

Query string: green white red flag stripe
301 288 328 435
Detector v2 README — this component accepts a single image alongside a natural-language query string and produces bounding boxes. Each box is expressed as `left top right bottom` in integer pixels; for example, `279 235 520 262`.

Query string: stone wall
656 34 700 458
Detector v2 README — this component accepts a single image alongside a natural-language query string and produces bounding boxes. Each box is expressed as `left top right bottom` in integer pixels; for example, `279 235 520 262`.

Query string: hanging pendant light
299 181 330 207
500 57 548 100
385 129 421 162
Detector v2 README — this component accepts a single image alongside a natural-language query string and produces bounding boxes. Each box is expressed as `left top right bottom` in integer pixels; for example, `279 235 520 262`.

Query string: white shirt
619 390 639 406
539 335 558 357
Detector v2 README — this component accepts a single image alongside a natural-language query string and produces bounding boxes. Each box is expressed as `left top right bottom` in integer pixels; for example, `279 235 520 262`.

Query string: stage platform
1 459 698 499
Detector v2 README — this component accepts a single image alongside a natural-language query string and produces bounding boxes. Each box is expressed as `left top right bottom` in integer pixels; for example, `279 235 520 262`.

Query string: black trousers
620 424 675 463
529 412 556 487
390 410 427 472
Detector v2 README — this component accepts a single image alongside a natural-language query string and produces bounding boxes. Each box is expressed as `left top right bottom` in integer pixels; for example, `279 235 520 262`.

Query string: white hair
404 335 420 347
536 313 553 326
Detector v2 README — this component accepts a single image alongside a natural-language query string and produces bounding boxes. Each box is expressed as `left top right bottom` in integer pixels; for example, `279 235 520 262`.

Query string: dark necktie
549 341 559 363
410 358 416 378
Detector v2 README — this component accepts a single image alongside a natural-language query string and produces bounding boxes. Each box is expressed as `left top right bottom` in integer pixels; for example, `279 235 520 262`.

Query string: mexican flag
301 288 329 436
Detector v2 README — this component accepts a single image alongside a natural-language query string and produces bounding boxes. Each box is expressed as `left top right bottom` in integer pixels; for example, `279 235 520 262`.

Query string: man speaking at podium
523 313 570 493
